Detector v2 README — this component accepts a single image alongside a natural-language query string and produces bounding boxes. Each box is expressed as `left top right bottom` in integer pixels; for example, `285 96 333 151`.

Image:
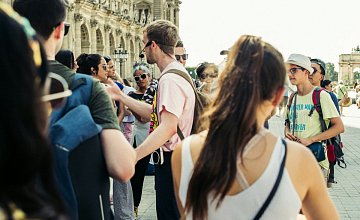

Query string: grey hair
133 64 151 75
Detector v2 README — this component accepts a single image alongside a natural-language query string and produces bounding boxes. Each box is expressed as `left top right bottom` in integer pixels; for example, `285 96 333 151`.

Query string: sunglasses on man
175 54 188 61
134 73 148 82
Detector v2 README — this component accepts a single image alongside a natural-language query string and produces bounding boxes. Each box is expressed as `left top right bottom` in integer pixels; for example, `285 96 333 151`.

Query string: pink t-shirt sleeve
158 77 186 118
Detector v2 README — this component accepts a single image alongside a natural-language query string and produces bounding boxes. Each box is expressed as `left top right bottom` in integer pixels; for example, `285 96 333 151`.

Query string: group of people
0 0 342 220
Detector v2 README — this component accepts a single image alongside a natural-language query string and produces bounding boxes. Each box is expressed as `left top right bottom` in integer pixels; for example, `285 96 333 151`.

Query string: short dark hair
13 0 66 40
176 40 184 48
310 58 326 75
321 79 332 88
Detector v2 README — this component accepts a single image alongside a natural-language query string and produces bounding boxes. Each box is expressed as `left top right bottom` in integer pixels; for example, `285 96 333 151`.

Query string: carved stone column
74 13 83 57
174 8 180 27
90 18 98 53
104 24 111 55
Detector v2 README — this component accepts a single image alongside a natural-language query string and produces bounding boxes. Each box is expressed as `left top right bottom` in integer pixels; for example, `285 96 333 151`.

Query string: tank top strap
236 169 250 189
236 127 270 189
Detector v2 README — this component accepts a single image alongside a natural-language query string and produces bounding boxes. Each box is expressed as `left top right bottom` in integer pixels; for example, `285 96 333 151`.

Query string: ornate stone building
339 46 360 85
2 0 181 79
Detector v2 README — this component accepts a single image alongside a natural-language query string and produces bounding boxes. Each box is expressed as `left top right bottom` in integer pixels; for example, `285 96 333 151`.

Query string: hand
105 80 122 101
285 133 299 142
298 138 313 146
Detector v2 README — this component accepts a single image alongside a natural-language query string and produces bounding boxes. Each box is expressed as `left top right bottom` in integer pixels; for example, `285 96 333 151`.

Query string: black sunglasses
139 41 153 58
175 54 188 61
134 73 147 82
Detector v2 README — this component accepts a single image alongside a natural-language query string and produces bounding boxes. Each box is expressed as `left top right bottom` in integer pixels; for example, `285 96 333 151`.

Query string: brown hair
185 35 286 220
144 20 178 55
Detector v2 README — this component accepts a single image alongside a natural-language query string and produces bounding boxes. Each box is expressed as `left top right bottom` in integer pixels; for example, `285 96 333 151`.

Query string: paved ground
136 104 360 220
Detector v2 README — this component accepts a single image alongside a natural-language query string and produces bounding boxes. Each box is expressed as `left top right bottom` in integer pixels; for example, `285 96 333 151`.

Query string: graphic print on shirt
288 102 314 133
149 92 158 134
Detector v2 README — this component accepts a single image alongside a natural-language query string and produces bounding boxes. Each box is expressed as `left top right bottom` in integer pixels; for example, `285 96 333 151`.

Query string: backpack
287 88 346 168
160 69 211 139
48 74 112 220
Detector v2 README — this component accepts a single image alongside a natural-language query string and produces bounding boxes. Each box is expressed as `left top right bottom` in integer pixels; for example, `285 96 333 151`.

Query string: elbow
339 124 345 134
109 162 135 182
108 151 136 182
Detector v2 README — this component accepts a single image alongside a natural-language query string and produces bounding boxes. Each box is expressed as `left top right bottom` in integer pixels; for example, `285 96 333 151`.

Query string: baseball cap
286 54 314 74
310 58 326 75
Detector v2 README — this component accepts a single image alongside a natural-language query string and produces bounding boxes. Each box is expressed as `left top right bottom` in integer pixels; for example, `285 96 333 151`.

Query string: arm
299 117 344 146
117 101 125 124
171 142 185 216
135 110 178 160
106 80 152 120
89 81 136 181
101 129 136 181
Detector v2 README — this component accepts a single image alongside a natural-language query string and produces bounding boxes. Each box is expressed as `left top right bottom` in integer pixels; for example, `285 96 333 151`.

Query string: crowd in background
0 0 350 219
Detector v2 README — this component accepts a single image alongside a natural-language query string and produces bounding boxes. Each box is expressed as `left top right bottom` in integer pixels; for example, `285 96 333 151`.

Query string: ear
91 67 97 75
53 22 64 39
272 86 285 107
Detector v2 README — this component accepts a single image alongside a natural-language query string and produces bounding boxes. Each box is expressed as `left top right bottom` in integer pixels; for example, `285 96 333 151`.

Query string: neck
138 87 147 93
156 53 177 72
313 81 321 87
256 102 273 129
44 40 57 61
297 81 314 96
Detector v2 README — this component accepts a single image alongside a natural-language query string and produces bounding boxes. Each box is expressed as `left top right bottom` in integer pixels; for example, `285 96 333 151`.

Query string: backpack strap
160 69 198 140
285 91 297 127
311 87 327 132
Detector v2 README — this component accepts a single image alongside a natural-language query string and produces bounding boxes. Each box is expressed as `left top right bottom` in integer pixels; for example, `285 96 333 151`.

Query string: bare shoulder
189 131 207 162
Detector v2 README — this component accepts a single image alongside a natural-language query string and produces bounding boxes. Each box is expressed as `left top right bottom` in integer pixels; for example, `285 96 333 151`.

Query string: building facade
339 46 360 85
3 0 181 79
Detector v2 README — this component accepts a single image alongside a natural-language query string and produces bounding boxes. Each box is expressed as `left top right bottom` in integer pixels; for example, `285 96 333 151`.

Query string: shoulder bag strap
253 139 288 220
291 93 297 135
160 69 196 140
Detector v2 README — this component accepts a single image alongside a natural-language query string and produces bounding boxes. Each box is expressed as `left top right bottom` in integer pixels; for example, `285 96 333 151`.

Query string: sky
178 0 360 70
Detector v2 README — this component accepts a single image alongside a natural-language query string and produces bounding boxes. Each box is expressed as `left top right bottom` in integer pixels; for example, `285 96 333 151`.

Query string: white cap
286 54 313 74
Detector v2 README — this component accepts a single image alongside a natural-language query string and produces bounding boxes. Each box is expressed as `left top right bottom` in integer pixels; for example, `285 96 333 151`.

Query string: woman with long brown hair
172 35 338 220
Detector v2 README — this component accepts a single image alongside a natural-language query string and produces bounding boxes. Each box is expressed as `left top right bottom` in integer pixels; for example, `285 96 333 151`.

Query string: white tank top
179 132 301 220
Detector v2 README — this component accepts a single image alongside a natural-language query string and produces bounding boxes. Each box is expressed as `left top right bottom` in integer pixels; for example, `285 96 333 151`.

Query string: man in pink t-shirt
108 20 195 220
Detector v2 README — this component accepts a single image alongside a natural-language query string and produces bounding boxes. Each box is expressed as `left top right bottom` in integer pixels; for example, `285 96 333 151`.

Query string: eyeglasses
289 67 305 74
175 54 188 61
42 72 72 109
134 73 148 82
102 64 109 71
139 41 153 58
200 72 218 79
64 23 70 36
312 67 318 74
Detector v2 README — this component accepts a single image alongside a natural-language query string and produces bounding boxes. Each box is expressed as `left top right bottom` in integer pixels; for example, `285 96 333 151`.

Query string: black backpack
49 74 112 220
